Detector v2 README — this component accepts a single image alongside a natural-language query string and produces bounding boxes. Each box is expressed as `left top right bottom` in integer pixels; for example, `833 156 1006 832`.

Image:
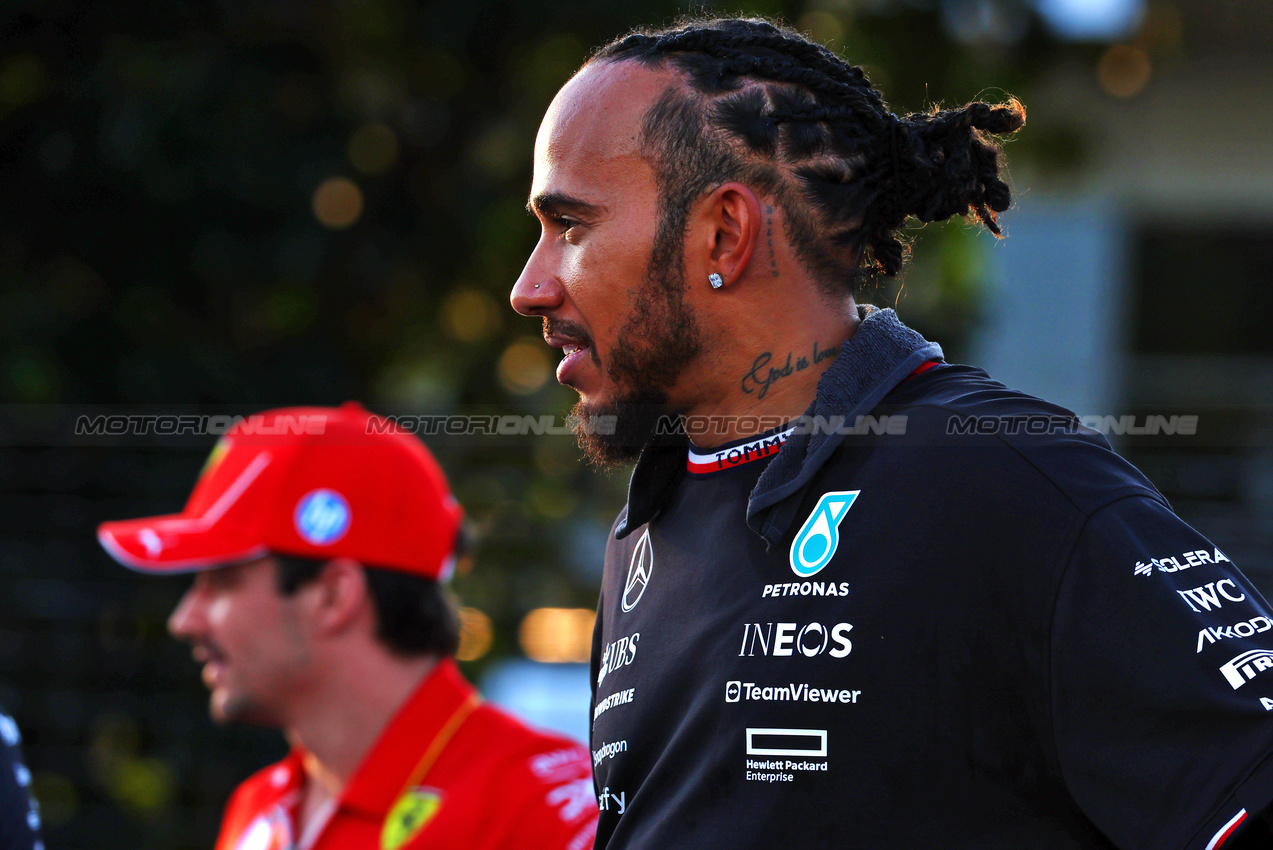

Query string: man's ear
699 182 762 286
309 557 371 636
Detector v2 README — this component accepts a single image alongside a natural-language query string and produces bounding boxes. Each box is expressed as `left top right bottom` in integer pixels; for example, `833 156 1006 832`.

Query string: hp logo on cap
295 489 351 545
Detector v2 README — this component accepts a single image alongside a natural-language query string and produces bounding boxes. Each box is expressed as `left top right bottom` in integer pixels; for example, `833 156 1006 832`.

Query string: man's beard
572 225 703 469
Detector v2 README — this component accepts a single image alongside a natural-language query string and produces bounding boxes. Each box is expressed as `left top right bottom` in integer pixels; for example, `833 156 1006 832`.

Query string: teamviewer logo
725 681 741 703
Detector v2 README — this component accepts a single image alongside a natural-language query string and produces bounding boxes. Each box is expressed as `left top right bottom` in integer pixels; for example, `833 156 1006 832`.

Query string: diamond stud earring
708 273 724 290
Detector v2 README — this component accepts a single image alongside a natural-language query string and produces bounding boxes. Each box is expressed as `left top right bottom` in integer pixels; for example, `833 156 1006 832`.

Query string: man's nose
167 583 206 641
511 243 564 317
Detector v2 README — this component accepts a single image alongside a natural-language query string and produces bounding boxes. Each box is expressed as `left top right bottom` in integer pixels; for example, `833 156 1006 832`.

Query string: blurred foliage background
0 0 1221 846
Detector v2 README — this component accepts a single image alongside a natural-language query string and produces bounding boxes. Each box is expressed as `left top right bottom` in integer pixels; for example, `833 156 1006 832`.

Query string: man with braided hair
511 17 1273 850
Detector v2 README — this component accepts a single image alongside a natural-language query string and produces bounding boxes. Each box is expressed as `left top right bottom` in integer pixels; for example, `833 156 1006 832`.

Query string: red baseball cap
97 403 464 580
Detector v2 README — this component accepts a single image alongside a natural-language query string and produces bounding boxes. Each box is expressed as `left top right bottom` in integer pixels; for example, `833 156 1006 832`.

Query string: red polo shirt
213 660 597 850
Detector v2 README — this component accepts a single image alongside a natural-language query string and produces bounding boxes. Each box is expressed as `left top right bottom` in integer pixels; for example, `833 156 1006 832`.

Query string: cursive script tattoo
813 340 838 364
741 352 791 400
741 341 841 400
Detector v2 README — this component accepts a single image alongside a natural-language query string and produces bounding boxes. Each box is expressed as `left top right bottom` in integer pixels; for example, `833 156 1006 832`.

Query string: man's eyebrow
527 192 604 217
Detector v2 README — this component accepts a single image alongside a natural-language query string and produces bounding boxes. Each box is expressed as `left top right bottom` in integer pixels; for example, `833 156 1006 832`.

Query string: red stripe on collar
906 359 942 380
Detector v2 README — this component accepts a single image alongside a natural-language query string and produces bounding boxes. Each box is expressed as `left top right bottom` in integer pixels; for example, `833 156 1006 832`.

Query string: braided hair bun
593 17 1025 288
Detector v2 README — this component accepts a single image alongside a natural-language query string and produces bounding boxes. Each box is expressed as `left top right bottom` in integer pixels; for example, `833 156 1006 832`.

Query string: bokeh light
1097 44 1152 97
456 606 494 661
311 176 364 229
497 337 552 395
441 289 503 342
1038 0 1145 41
519 608 595 663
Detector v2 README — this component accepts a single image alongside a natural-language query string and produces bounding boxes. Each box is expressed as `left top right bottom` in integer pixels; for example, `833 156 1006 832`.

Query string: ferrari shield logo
381 788 442 850
622 529 653 612
790 491 859 577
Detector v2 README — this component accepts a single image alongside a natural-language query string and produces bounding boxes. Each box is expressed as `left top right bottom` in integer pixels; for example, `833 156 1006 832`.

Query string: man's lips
545 331 594 386
201 660 224 689
192 644 227 687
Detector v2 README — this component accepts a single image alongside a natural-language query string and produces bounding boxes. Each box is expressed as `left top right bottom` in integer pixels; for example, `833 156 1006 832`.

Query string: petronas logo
789 491 859 577
381 788 442 850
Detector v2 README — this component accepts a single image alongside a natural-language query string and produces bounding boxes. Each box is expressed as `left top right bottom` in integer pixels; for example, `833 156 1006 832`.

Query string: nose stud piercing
534 284 541 289
708 273 724 289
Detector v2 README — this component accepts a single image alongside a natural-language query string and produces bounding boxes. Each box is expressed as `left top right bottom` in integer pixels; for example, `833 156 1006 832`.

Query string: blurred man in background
98 404 596 850
512 16 1273 850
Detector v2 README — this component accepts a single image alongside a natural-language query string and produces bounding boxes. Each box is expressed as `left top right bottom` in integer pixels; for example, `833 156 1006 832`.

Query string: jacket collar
616 306 941 546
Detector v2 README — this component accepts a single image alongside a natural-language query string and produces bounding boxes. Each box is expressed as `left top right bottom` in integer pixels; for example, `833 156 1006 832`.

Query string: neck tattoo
741 341 840 400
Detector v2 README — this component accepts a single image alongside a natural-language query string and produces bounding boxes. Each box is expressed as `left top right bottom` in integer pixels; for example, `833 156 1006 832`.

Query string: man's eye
552 215 580 232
